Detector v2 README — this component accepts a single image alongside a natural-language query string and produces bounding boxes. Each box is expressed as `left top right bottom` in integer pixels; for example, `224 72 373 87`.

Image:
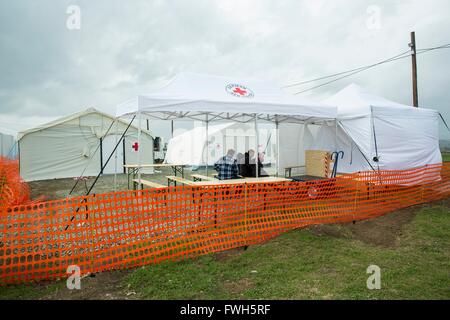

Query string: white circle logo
225 84 254 98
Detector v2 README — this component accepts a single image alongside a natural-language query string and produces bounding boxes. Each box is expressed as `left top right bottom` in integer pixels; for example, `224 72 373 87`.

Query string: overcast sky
0 0 449 140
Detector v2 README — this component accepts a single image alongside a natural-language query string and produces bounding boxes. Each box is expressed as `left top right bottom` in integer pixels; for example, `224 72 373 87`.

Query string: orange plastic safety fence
1 163 449 284
0 157 30 211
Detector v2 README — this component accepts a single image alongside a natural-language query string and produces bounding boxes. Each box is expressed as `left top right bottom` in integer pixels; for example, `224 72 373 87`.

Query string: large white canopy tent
116 72 337 184
311 84 442 173
18 108 154 181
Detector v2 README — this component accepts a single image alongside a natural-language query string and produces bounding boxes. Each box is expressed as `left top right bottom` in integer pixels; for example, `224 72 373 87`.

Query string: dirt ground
311 197 450 247
28 167 197 201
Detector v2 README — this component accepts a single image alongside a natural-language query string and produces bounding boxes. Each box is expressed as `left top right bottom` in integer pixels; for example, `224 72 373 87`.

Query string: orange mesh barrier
1 163 449 284
0 157 30 210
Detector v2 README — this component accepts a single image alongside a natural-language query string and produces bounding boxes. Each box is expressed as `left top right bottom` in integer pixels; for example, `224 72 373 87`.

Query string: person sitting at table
257 152 269 177
241 150 268 177
237 152 245 176
241 149 255 177
214 149 240 180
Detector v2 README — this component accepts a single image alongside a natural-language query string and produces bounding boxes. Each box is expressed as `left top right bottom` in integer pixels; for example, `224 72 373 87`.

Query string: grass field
0 199 449 300
443 153 450 162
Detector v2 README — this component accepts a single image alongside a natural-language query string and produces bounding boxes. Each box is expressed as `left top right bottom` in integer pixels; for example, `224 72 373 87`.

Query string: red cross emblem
132 142 139 151
226 84 254 98
233 87 247 96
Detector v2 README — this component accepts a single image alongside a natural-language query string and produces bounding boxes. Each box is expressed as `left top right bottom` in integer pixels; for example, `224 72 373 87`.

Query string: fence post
353 177 359 221
244 183 248 246
421 165 426 203
88 197 95 275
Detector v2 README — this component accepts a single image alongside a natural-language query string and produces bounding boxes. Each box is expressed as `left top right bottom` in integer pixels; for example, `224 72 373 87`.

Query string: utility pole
409 31 419 107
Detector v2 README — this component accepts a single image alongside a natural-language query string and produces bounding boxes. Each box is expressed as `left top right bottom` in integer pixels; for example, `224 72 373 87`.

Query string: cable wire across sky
284 43 450 95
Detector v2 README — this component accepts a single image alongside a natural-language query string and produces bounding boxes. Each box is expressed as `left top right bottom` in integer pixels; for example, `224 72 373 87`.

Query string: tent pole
205 113 209 176
255 114 259 178
114 119 118 191
137 111 142 189
335 120 338 152
275 116 279 177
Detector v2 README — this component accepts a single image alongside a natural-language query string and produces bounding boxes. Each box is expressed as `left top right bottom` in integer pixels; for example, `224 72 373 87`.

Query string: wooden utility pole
409 31 419 107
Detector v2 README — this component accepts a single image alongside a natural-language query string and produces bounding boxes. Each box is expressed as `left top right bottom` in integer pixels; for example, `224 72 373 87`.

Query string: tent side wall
19 113 154 181
371 106 442 170
277 123 321 176
311 120 374 173
19 124 101 181
164 123 277 167
312 107 442 174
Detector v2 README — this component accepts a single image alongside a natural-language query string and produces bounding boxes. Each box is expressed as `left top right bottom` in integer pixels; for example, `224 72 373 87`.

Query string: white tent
312 84 442 173
116 72 337 181
165 122 276 166
18 108 154 181
0 131 16 159
116 72 336 123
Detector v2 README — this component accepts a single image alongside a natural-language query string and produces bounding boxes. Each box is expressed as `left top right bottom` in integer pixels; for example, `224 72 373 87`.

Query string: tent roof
116 72 337 124
18 107 154 140
323 83 438 118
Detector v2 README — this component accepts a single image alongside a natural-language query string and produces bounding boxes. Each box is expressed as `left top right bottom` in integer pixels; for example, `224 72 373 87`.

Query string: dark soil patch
223 277 254 297
310 198 450 248
39 270 134 300
214 247 247 262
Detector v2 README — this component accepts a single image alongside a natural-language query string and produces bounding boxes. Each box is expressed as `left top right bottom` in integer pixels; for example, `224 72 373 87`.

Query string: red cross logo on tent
233 87 247 96
226 84 254 98
132 142 139 151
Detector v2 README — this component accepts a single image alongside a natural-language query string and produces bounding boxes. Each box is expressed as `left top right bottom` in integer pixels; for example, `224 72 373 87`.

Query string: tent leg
255 114 259 178
114 120 118 191
206 114 209 176
335 120 338 153
275 117 279 177
137 112 142 189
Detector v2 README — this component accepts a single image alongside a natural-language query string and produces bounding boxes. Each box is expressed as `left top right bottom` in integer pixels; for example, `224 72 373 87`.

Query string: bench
191 174 215 182
284 165 306 178
133 179 166 190
211 173 244 179
166 175 198 187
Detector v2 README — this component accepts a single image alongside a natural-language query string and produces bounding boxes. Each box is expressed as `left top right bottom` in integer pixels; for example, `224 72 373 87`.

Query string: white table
124 163 186 189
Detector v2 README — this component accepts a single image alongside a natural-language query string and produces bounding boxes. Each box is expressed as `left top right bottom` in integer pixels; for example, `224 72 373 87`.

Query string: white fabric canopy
165 122 276 166
313 84 442 172
116 72 337 123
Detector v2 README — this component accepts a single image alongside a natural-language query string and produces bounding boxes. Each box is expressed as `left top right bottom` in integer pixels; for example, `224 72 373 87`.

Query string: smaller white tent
0 131 16 159
165 122 276 166
313 84 442 173
18 108 154 181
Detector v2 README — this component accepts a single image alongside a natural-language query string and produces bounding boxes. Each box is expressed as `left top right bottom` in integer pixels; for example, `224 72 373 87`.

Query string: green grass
442 153 450 162
1 203 449 300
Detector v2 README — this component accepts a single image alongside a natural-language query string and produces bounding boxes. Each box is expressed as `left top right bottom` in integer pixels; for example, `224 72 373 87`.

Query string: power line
292 54 411 94
288 43 450 95
283 49 411 88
